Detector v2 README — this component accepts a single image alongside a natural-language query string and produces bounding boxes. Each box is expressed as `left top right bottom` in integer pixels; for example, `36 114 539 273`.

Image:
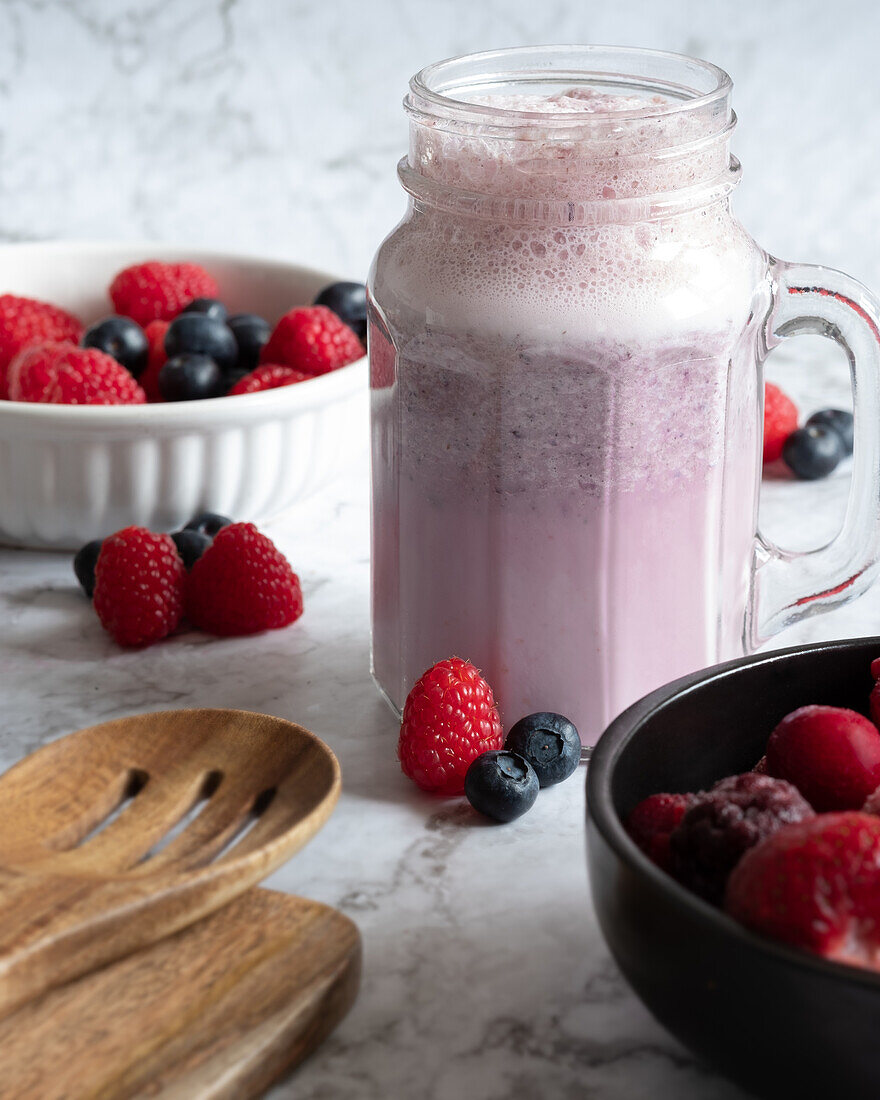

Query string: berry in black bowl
164 312 238 373
185 512 233 538
464 750 539 822
314 282 367 342
227 313 271 372
805 408 854 456
782 424 844 480
171 528 212 570
159 354 227 402
506 712 582 787
73 538 104 598
181 297 228 322
82 316 148 377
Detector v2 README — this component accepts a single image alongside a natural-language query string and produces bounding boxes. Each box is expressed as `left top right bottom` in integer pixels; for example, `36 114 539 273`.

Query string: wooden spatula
0 888 360 1099
0 708 340 1019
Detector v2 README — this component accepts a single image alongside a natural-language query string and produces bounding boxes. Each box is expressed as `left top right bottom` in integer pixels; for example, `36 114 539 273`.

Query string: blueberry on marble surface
313 282 367 342
73 538 103 599
464 750 539 823
505 712 581 787
159 353 227 402
82 316 148 377
782 424 844 480
164 312 237 373
805 409 854 456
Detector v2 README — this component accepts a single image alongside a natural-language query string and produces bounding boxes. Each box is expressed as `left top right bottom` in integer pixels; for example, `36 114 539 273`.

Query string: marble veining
1 0 879 1095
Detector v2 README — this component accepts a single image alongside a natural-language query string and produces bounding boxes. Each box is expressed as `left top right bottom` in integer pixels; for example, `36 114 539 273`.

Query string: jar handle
748 258 880 648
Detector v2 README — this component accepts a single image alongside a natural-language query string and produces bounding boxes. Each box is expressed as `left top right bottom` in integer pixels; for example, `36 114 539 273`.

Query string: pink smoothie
370 85 765 741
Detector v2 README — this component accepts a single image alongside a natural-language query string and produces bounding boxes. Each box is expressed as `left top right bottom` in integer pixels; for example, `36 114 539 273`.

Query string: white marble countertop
1 346 877 1099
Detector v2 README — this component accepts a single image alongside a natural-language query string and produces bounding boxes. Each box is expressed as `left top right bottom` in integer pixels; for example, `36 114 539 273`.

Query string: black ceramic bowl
586 637 880 1100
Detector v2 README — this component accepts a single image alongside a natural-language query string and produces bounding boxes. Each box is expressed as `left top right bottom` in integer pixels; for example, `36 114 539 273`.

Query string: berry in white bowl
0 241 368 548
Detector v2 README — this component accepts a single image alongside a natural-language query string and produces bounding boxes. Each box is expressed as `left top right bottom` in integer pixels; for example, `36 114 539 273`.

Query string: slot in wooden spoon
0 708 340 1019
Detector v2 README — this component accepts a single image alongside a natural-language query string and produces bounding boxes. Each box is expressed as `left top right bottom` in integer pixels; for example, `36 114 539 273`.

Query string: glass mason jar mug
368 46 880 745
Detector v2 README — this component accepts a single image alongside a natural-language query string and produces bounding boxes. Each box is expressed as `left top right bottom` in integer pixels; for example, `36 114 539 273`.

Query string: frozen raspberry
626 792 692 872
109 261 219 327
7 343 146 405
139 319 170 401
0 294 82 396
726 812 880 969
261 306 364 376
228 364 311 395
765 705 880 811
186 522 303 636
398 657 504 795
93 527 185 647
670 773 813 905
763 381 798 464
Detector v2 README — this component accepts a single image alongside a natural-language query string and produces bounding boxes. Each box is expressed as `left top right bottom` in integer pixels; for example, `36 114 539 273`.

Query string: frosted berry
398 658 504 795
670 772 813 904
626 792 692 872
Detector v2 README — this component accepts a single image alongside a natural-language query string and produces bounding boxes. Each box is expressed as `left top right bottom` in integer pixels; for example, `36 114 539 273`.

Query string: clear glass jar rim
407 44 732 129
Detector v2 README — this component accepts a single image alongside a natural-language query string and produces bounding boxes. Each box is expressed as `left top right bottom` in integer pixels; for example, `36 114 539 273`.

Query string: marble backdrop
0 0 877 289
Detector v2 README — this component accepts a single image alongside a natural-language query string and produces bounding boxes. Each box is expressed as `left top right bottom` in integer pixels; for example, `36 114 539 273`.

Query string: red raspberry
261 306 364 376
0 294 82 396
109 261 219 327
7 343 146 405
398 658 504 795
93 527 185 647
765 705 880 811
725 812 880 969
186 522 303 636
626 792 692 872
229 364 311 395
139 319 170 402
763 381 798 464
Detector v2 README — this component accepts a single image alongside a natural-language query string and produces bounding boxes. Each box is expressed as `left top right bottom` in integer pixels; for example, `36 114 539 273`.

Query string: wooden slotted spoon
0 708 341 1019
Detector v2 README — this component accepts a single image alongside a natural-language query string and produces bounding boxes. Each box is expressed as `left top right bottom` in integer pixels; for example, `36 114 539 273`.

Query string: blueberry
185 512 233 537
171 528 212 569
465 750 539 823
164 313 238 373
782 424 844 480
505 712 582 787
81 316 148 377
313 282 367 342
182 297 228 322
73 538 103 599
159 354 227 401
806 408 854 456
227 313 271 372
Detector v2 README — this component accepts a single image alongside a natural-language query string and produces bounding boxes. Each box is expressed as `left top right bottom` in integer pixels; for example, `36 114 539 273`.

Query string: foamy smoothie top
406 85 733 206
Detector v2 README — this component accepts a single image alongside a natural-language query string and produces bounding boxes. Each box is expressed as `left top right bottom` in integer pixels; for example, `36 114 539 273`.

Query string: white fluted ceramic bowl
0 241 368 548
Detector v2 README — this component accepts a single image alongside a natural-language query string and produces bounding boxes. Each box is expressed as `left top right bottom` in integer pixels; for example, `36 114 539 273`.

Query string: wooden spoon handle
0 865 245 1019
